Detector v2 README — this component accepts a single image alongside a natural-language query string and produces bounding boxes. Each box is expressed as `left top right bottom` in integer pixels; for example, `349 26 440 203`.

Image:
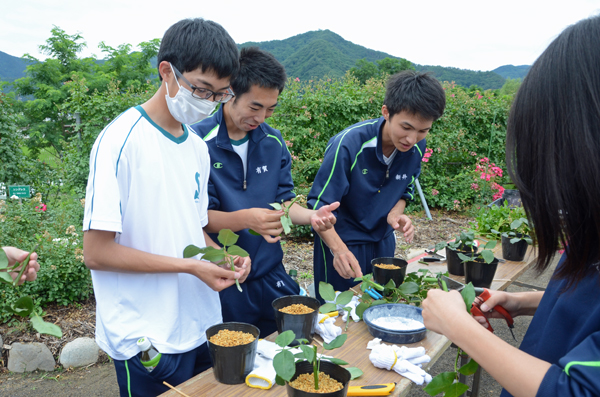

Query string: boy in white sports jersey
82 19 250 397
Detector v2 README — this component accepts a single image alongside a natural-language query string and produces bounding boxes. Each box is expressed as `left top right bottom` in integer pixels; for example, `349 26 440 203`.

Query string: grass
20 146 60 168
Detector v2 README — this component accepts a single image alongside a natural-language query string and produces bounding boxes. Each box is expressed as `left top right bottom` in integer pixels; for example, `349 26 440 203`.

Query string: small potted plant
458 240 499 288
435 230 479 276
499 217 532 262
272 330 362 396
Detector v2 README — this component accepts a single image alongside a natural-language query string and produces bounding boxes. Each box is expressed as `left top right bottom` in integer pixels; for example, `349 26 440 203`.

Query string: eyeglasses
171 64 235 103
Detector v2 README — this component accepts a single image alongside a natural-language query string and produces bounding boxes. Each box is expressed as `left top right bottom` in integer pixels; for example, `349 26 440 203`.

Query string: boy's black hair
506 15 600 287
157 18 239 81
383 71 446 121
230 47 286 98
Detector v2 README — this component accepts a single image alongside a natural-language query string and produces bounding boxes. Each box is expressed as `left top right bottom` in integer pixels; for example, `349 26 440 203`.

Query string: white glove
341 296 360 323
315 313 342 344
392 345 426 361
367 338 432 385
256 339 280 360
246 355 277 389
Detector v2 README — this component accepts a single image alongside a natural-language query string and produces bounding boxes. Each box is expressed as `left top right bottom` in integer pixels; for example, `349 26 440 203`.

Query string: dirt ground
0 209 482 396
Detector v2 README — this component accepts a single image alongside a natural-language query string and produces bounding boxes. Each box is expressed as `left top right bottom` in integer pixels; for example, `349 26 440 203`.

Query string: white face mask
165 64 218 125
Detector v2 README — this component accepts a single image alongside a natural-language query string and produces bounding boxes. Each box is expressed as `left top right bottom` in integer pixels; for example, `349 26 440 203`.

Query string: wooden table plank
161 244 536 397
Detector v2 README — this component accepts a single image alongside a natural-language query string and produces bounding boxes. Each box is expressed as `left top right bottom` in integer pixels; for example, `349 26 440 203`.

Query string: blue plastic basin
362 303 427 344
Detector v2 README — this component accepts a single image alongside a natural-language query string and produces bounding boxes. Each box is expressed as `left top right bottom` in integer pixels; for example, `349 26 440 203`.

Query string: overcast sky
1 0 599 72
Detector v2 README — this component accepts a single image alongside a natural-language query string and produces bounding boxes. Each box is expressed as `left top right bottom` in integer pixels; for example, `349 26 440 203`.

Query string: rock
8 342 55 372
60 337 99 368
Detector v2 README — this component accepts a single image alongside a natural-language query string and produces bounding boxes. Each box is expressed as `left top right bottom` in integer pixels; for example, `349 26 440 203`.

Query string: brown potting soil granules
279 303 315 314
374 263 401 270
209 329 255 347
289 372 343 393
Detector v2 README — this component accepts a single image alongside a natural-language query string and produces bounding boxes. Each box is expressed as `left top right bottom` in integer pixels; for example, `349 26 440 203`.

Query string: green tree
348 58 379 84
11 26 158 158
499 78 521 97
349 57 414 84
376 57 414 75
0 94 28 185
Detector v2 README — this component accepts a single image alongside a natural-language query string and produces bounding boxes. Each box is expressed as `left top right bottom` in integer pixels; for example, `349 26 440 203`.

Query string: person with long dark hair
422 15 600 397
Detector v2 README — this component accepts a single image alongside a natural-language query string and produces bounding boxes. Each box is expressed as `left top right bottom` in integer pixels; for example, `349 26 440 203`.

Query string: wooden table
161 245 536 397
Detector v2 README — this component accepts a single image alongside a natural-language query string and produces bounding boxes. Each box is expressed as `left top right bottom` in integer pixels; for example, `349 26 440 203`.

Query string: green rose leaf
300 345 316 363
384 279 397 289
273 349 296 382
281 216 292 234
335 290 354 307
346 367 363 380
319 303 337 313
0 272 14 284
275 374 286 386
324 333 347 350
510 219 523 230
484 240 497 250
0 248 9 270
444 382 470 397
326 357 348 365
398 281 419 294
228 245 249 257
248 229 261 236
423 371 456 396
183 245 202 258
11 296 34 317
355 302 369 319
269 202 282 210
199 249 226 263
461 283 476 314
458 358 479 376
481 250 496 264
275 330 296 347
218 229 239 247
30 314 63 338
319 282 336 302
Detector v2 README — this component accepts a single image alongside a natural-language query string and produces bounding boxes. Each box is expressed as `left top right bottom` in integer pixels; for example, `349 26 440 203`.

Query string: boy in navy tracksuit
190 47 338 338
308 71 446 301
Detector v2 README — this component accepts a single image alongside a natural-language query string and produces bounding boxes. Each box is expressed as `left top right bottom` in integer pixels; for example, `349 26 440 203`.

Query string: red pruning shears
438 276 516 341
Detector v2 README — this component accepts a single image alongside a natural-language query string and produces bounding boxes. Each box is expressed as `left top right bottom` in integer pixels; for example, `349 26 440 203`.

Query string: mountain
0 51 34 82
239 30 392 80
240 30 512 89
415 65 506 90
2 30 526 90
492 65 530 80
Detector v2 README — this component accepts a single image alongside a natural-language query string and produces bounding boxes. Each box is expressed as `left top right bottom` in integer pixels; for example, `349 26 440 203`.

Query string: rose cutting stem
228 256 243 292
13 243 38 287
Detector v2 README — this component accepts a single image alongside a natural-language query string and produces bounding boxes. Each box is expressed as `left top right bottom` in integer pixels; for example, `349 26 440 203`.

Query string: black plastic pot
464 257 499 288
206 322 259 385
502 189 522 207
371 257 408 288
286 360 351 397
502 235 528 261
446 246 478 276
272 295 320 346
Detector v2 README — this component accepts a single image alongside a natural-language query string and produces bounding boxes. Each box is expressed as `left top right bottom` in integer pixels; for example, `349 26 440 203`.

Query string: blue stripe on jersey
88 111 128 230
